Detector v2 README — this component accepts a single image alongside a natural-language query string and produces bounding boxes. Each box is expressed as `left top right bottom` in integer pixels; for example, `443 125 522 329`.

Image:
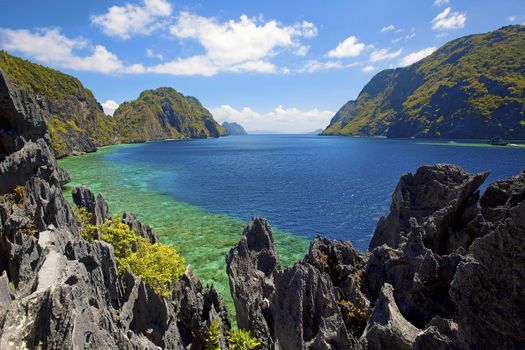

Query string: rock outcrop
228 164 525 349
227 218 361 349
222 122 248 136
0 62 230 349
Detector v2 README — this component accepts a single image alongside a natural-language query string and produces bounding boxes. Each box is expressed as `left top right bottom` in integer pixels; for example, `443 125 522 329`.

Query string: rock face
227 218 361 349
322 25 525 139
228 164 525 349
0 63 230 349
222 122 248 136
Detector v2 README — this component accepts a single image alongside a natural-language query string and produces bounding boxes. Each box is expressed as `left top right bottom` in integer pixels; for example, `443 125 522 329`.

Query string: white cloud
210 105 334 133
295 45 310 56
508 16 517 22
399 47 437 67
0 27 142 74
146 48 163 60
380 25 396 33
163 12 317 75
297 60 344 73
101 100 119 116
433 0 450 7
328 36 366 58
370 48 403 62
362 65 375 72
432 7 467 30
91 0 172 39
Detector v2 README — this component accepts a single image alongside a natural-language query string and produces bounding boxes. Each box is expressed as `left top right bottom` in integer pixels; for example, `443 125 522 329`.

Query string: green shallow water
59 144 309 316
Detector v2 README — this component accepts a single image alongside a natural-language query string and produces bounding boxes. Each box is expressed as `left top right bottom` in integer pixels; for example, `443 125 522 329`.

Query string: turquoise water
59 135 525 313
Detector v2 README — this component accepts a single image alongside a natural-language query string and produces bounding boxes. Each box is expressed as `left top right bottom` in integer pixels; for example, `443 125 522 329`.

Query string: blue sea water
98 135 525 251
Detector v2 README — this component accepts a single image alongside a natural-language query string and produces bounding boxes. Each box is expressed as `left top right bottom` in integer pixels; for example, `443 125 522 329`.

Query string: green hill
113 88 225 142
322 25 525 139
0 51 225 157
0 51 119 157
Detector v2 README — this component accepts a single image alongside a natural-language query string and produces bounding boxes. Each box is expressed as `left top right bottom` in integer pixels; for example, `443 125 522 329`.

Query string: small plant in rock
229 329 260 350
205 319 222 350
338 299 367 336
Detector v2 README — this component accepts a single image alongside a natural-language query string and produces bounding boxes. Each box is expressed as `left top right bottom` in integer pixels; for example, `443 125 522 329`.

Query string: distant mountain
113 88 225 143
322 25 525 139
222 121 248 135
308 129 324 135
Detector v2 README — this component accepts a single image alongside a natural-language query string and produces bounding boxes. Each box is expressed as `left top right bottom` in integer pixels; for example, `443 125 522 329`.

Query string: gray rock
227 218 360 349
72 185 109 225
450 170 525 349
370 164 488 253
226 217 278 347
0 68 231 349
361 283 419 350
122 212 159 244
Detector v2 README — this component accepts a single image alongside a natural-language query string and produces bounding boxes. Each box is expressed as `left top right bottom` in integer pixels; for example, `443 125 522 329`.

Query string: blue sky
0 0 524 132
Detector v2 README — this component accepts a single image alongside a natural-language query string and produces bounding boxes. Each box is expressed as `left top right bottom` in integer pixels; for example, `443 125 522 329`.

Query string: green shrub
205 319 222 350
73 207 187 297
74 207 98 242
229 329 260 350
128 240 186 296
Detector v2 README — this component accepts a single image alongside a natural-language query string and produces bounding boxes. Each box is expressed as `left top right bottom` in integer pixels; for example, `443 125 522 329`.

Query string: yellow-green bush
229 329 260 350
205 319 222 350
73 207 98 242
73 212 186 296
128 240 186 296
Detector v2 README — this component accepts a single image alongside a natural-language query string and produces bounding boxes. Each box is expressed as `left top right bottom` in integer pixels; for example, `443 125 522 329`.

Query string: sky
0 0 524 133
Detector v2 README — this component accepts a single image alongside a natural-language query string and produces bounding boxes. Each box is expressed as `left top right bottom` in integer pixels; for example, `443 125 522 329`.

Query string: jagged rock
72 185 109 225
413 317 461 350
361 283 419 350
56 166 71 186
227 218 360 349
122 212 159 244
0 271 12 330
305 237 369 311
0 66 230 349
370 164 488 253
226 217 278 347
273 262 358 350
450 170 525 349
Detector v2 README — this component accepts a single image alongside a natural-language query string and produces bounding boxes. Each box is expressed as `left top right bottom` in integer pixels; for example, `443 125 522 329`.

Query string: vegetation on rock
322 25 525 139
74 209 186 296
0 51 225 158
113 87 226 142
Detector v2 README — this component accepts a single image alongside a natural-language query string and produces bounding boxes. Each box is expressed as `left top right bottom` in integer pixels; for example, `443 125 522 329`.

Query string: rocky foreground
226 164 525 349
1 52 525 348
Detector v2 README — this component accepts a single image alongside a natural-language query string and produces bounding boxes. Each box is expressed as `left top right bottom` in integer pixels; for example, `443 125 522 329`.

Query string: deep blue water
103 135 525 251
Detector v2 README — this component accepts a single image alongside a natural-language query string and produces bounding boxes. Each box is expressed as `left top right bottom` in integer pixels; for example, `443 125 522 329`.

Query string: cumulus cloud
328 36 366 58
91 0 172 39
161 13 316 75
508 16 517 23
370 48 402 62
433 0 449 7
399 47 437 66
209 105 334 133
432 7 467 30
361 65 375 72
101 100 119 116
0 27 143 74
380 24 396 33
